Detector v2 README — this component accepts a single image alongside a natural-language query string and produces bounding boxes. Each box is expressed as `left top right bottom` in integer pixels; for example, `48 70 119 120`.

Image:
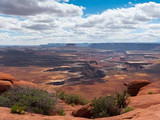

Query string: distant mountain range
39 43 160 51
1 43 160 51
89 43 160 51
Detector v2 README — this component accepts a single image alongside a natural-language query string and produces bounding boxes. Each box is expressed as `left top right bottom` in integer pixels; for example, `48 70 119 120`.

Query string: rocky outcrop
72 103 92 118
45 63 106 86
0 72 36 93
0 72 15 93
124 80 151 96
0 81 13 93
137 81 160 95
0 72 15 83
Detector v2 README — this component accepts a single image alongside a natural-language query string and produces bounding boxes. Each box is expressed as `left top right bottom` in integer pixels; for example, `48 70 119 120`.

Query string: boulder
72 103 92 118
0 81 13 93
124 80 151 96
0 72 15 84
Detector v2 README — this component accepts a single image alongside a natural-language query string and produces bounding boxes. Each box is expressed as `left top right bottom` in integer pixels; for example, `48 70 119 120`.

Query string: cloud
0 0 83 16
56 0 69 2
70 2 160 43
128 2 134 6
0 2 160 45
77 2 160 29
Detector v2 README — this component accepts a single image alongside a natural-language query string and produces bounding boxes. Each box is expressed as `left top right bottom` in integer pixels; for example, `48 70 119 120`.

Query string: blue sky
68 0 160 15
0 0 160 45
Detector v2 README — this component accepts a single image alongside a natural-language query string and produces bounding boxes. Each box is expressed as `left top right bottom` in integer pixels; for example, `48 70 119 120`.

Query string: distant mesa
44 62 105 86
90 43 160 51
65 43 76 47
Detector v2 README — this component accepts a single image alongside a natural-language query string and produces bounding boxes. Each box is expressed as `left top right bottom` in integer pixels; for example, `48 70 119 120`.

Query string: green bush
57 91 88 105
58 109 66 116
90 91 130 118
71 103 75 107
116 90 129 109
64 94 88 105
148 91 153 94
57 91 66 100
91 95 120 118
0 86 56 115
121 106 134 114
11 104 26 114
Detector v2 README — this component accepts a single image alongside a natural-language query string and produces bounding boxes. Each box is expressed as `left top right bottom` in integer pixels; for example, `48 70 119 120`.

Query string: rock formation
0 72 36 93
0 72 14 93
14 80 36 87
129 94 160 109
137 81 160 95
124 80 151 96
72 103 92 118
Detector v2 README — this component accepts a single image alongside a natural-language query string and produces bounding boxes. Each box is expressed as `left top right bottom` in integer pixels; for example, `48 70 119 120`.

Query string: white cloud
128 2 134 6
0 0 83 16
0 2 160 45
56 0 69 2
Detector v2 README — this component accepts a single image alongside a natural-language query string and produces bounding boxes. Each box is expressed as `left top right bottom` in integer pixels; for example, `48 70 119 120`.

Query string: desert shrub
148 91 153 94
58 109 66 116
64 94 88 105
121 106 134 114
0 86 56 115
57 91 66 100
71 103 75 107
90 91 130 118
11 104 26 114
91 95 120 118
57 91 88 105
116 90 129 109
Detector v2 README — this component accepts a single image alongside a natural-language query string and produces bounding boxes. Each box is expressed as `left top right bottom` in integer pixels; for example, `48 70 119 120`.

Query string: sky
0 0 160 45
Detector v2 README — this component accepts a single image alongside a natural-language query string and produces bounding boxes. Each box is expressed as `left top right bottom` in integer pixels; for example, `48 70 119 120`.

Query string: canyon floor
1 44 160 119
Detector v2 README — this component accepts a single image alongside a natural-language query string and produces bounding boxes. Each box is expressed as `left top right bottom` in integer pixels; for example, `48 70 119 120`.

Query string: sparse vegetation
148 91 153 94
116 90 129 109
0 86 56 115
57 91 88 105
90 91 130 118
58 109 66 116
11 104 26 114
65 94 88 105
71 103 75 107
121 106 134 114
57 91 66 100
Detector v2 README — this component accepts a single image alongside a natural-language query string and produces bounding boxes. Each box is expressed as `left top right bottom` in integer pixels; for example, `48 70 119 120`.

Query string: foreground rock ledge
1 103 160 120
